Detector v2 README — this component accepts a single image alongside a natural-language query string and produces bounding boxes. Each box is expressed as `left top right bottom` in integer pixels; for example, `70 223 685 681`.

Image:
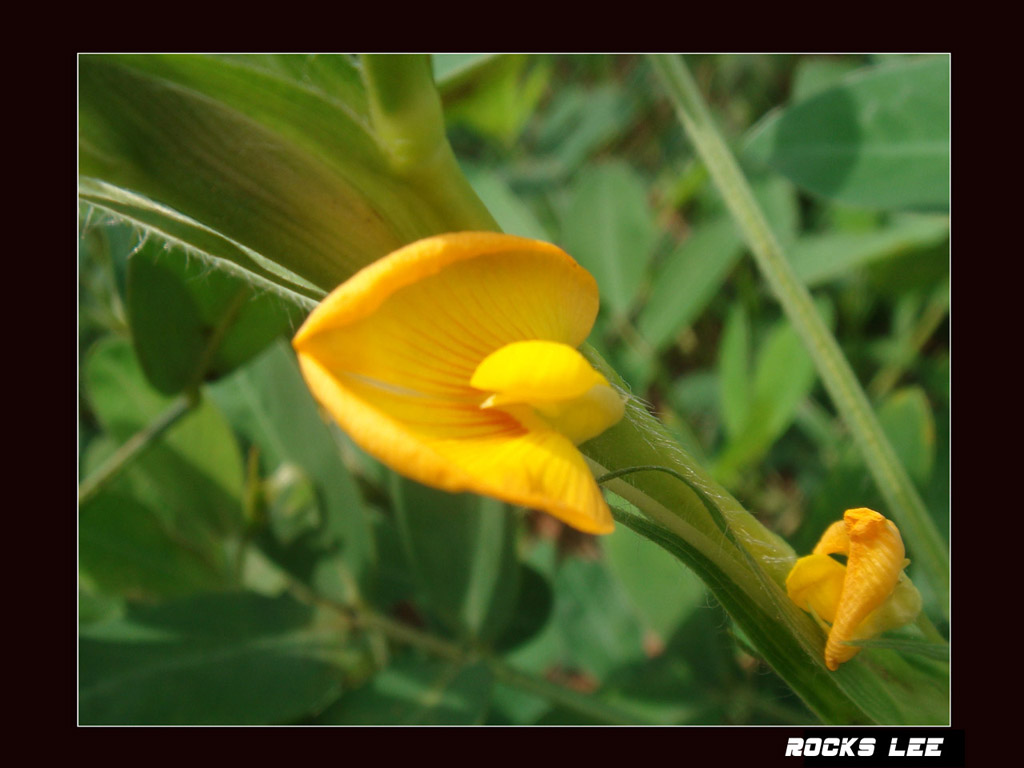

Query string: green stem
595 463 767 601
294 582 647 725
596 463 787 579
78 392 196 506
360 55 500 233
647 54 948 614
354 605 465 662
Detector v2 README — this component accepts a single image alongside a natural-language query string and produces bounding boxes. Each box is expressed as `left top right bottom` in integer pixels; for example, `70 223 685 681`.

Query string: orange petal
824 508 906 670
812 520 849 557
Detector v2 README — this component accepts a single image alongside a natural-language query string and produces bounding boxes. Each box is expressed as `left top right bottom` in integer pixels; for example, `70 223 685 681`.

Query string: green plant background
78 54 949 725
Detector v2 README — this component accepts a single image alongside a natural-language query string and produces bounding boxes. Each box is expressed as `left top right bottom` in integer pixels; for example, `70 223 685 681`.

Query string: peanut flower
786 508 922 671
292 232 626 534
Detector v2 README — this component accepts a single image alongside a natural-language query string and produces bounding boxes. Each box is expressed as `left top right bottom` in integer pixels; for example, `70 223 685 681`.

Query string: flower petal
812 520 849 557
294 232 598 365
432 428 614 534
472 340 625 445
472 340 609 404
786 553 845 624
788 508 920 671
297 350 612 534
292 232 612 534
825 508 907 670
852 573 922 641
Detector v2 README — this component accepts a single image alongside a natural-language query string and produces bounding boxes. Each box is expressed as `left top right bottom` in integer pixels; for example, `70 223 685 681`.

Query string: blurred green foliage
78 54 948 724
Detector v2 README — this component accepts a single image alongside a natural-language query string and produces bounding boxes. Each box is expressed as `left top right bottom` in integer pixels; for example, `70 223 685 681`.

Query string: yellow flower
292 232 626 534
786 508 922 670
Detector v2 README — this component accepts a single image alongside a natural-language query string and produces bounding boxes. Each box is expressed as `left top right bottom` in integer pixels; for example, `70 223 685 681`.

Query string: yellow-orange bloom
292 232 626 534
786 508 922 670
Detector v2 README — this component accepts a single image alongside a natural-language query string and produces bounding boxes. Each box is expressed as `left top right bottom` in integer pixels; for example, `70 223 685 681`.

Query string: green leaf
745 56 949 211
133 240 300 389
79 592 348 724
790 215 949 287
534 84 638 176
79 586 125 627
638 176 797 351
316 655 493 725
78 55 407 291
851 634 949 661
561 161 658 321
813 387 938 501
638 217 743 351
433 54 497 84
716 303 832 482
493 541 565 677
211 54 369 120
83 336 245 545
750 319 819 433
126 246 206 394
391 476 520 644
866 240 950 295
718 304 752 439
78 213 133 307
124 231 304 395
599 605 742 724
487 682 551 725
465 166 550 240
439 55 550 145
79 493 231 598
603 515 706 640
790 56 862 103
80 54 495 293
493 565 555 652
553 554 647 679
247 464 361 605
363 514 417 610
208 342 375 590
665 371 719 459
80 179 323 308
877 387 936 485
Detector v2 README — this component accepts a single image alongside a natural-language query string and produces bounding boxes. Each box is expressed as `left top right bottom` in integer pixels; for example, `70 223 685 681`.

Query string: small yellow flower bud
786 508 922 671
